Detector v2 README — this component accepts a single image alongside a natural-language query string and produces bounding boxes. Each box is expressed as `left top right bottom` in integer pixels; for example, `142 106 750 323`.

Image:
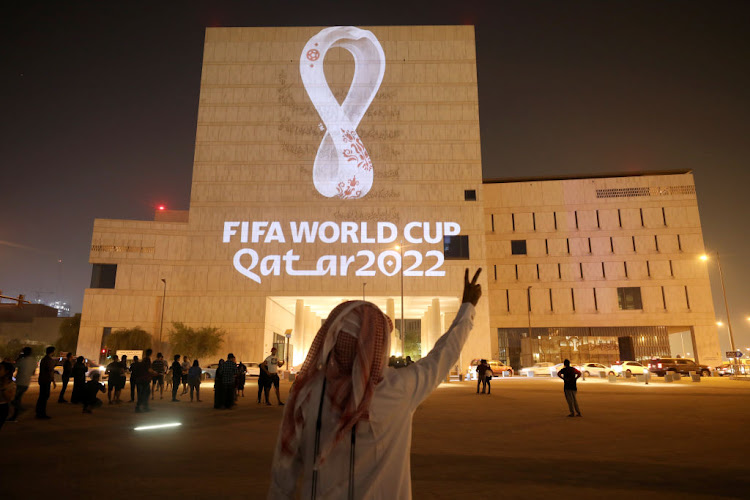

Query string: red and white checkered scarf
278 300 392 466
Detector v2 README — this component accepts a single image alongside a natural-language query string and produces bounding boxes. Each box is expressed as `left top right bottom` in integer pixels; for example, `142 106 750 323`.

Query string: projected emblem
301 27 385 200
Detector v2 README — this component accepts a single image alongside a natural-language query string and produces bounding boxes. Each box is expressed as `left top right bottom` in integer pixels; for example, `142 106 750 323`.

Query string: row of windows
497 285 691 313
505 233 696 257
493 258 694 282
489 206 699 233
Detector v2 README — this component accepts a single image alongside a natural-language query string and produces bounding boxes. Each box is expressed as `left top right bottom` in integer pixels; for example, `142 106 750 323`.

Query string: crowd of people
0 344 291 428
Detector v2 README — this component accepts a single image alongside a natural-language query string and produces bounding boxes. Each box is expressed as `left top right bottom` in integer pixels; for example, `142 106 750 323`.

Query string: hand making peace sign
462 268 482 306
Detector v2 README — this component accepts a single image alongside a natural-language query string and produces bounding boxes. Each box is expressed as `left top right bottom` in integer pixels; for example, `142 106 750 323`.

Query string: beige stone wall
483 172 722 366
78 26 490 363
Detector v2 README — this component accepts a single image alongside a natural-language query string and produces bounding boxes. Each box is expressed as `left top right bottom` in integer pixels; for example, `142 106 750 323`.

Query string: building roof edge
482 169 693 184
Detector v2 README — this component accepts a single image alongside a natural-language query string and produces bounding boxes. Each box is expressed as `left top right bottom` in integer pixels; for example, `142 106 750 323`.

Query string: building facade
484 172 722 369
76 26 721 370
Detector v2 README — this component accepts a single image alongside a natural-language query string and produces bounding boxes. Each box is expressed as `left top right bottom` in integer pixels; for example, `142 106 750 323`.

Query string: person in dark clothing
128 355 139 402
133 350 156 413
222 354 238 409
557 359 582 417
71 356 87 404
151 352 167 400
0 361 17 430
484 364 494 395
171 355 182 402
35 346 56 419
57 352 73 403
105 355 124 404
188 359 202 402
476 359 490 394
83 372 106 413
257 361 271 405
236 361 247 399
213 359 225 409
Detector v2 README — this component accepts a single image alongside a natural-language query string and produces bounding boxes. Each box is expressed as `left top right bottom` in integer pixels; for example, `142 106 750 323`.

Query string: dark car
647 357 711 377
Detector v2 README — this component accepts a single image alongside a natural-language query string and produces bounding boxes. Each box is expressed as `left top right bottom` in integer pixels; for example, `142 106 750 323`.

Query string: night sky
1 1 748 349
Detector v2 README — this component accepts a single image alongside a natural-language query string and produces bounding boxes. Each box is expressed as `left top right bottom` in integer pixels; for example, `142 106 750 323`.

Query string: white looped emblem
300 27 385 200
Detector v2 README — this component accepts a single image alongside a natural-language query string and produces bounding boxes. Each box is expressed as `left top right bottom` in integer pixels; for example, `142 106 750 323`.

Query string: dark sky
1 1 748 349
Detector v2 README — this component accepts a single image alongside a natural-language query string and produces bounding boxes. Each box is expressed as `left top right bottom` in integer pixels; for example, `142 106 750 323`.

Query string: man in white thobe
268 268 482 499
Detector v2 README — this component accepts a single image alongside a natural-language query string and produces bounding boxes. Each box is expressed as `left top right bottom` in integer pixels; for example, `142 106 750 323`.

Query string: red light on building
158 205 166 211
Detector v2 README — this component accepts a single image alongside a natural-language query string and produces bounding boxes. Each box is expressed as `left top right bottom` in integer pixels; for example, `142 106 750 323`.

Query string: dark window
443 235 470 260
662 207 667 226
618 209 622 227
493 265 497 280
549 288 553 311
677 234 682 251
545 239 549 255
655 235 659 252
557 263 562 279
571 288 576 311
505 290 510 312
602 262 606 278
632 236 636 252
511 240 527 255
511 214 515 231
579 262 583 279
532 213 536 230
536 264 540 279
624 261 629 278
685 286 691 309
640 208 644 226
566 238 570 254
553 212 558 230
661 286 667 309
574 211 579 229
669 260 674 277
593 289 598 311
587 238 592 253
646 261 651 277
491 214 495 232
596 210 600 228
91 264 117 289
617 287 643 310
515 265 519 280
464 189 477 201
610 237 614 253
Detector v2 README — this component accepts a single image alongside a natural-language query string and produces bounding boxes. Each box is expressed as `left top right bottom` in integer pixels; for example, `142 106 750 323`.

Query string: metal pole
159 278 166 350
527 286 533 360
715 253 738 373
400 242 405 357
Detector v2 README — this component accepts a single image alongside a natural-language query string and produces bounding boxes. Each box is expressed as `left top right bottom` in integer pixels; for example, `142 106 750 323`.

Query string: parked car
608 361 647 377
520 362 556 377
52 358 104 381
466 359 514 380
715 363 734 376
202 363 221 379
647 358 712 377
577 362 608 378
241 362 261 378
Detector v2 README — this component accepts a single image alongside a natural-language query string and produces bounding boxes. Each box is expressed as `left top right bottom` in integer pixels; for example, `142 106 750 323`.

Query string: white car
609 361 647 377
520 362 556 377
578 362 608 378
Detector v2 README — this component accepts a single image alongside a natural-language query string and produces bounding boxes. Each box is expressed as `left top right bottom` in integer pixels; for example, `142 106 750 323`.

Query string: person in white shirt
262 347 285 405
268 268 482 500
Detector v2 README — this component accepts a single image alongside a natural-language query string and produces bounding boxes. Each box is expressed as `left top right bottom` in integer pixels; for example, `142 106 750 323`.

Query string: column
430 298 441 353
293 299 305 365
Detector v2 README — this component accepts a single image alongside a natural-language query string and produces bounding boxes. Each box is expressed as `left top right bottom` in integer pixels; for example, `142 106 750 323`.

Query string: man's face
271 348 277 355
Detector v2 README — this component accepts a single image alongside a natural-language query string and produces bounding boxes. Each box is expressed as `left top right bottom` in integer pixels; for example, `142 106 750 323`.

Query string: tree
107 327 153 352
55 313 81 353
0 339 45 361
168 322 225 360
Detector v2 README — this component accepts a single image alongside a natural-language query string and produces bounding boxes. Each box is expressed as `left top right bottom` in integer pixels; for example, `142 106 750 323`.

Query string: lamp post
702 253 738 373
158 278 167 350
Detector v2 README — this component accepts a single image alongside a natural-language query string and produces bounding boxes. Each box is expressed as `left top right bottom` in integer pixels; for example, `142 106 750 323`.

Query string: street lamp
158 278 167 350
395 242 405 357
701 253 738 370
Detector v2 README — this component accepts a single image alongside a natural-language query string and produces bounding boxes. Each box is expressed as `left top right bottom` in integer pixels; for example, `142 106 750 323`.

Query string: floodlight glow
699 254 708 261
134 422 181 431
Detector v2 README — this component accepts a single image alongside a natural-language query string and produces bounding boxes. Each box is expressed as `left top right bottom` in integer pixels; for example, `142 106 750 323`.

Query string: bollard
691 373 701 382
636 374 645 383
672 373 681 382
608 374 617 383
600 371 608 379
664 373 673 382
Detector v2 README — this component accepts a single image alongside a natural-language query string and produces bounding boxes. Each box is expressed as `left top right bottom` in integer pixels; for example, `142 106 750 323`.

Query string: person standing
71 356 88 404
106 355 123 404
188 360 202 402
133 349 156 413
257 361 271 405
35 346 56 419
221 354 237 409
236 361 247 399
128 355 139 402
267 268 482 499
171 355 182 402
151 353 167 400
557 359 582 417
485 364 494 395
213 359 224 409
181 356 191 395
263 347 285 406
57 352 73 403
8 346 35 422
476 359 489 394
0 361 17 430
82 371 106 414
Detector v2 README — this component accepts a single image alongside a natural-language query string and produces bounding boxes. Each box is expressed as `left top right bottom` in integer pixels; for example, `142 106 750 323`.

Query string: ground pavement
2 376 749 499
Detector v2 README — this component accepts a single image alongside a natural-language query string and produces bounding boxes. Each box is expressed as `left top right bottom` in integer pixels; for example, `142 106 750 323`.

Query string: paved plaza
3 376 749 499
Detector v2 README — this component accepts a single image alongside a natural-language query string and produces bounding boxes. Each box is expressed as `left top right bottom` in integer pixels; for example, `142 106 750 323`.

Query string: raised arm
400 268 482 408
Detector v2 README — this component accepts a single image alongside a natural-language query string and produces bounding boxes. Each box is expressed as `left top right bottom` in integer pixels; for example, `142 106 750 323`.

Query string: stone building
76 26 721 370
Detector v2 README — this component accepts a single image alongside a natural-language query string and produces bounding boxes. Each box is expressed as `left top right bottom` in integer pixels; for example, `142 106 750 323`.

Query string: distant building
48 301 71 317
0 303 64 345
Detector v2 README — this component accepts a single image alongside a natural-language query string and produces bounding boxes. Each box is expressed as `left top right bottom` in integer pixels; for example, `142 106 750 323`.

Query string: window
511 240 527 255
493 265 497 280
574 211 579 229
491 214 495 232
661 286 666 309
91 264 117 289
553 212 558 230
532 213 536 230
536 264 540 279
566 238 570 254
646 261 651 277
685 286 691 309
515 265 519 280
571 288 576 311
579 262 583 279
549 288 553 311
545 239 549 255
464 189 476 201
587 238 592 253
654 235 659 252
669 260 674 277
632 236 636 252
444 235 469 260
511 214 516 231
610 237 614 253
640 208 644 227
624 261 629 278
617 287 643 310
593 289 598 311
602 262 606 278
505 290 510 312
596 210 600 228
677 234 682 251
662 207 667 226
557 263 562 279
618 209 622 227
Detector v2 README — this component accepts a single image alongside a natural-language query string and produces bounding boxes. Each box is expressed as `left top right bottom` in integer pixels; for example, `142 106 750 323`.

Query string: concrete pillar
421 311 428 358
303 306 313 359
386 298 398 354
430 298 441 352
293 299 305 365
